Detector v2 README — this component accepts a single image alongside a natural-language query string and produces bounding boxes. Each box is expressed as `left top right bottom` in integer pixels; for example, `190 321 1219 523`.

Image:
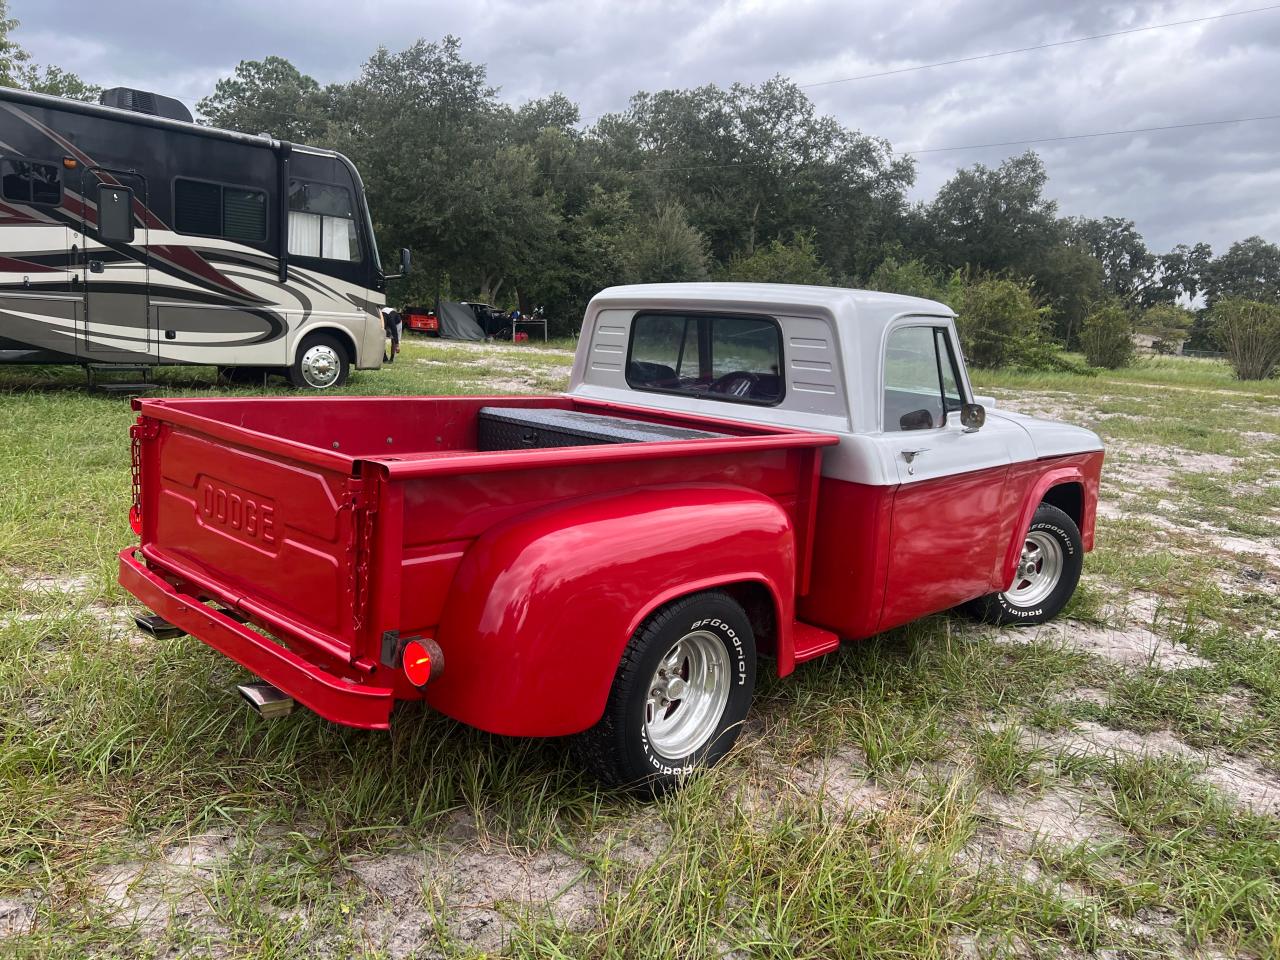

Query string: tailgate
133 416 371 663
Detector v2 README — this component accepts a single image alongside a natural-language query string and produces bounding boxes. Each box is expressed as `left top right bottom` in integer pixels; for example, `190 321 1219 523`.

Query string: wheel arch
999 468 1088 590
425 484 797 737
296 325 358 364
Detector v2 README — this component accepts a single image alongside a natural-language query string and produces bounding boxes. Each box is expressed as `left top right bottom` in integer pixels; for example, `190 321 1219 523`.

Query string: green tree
1211 298 1280 380
1204 237 1280 306
721 231 831 285
1035 242 1105 348
1065 216 1154 303
1080 304 1135 369
927 152 1061 278
622 201 709 283
196 56 332 141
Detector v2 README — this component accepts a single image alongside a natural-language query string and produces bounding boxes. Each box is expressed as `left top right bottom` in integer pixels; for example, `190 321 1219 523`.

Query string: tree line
3 12 1278 376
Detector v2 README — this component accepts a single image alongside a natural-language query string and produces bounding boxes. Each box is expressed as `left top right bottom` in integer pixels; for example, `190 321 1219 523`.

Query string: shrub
865 257 951 303
1137 303 1193 354
1080 304 1135 369
721 231 832 285
1211 298 1280 380
952 275 1055 369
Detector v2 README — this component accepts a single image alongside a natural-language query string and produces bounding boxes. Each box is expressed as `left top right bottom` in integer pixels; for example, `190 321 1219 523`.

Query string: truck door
876 323 1011 631
79 168 153 362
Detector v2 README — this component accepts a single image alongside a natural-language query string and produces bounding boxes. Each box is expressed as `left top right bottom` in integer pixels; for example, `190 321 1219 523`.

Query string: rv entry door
80 168 153 362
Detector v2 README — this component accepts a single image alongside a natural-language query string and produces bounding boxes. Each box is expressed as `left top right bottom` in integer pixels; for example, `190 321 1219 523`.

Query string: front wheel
963 503 1083 625
573 591 756 794
288 334 349 390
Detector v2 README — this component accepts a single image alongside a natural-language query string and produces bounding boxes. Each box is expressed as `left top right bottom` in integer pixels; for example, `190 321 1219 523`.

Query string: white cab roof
588 283 954 326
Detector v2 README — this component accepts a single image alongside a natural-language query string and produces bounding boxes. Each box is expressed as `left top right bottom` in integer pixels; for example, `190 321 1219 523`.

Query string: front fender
426 484 795 737
999 465 1091 590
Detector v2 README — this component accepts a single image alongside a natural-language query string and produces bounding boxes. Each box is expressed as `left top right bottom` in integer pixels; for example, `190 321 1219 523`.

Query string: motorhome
0 85 407 388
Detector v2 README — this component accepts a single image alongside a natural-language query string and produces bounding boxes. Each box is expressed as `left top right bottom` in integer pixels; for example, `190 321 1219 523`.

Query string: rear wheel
288 334 349 390
573 590 756 794
963 502 1083 625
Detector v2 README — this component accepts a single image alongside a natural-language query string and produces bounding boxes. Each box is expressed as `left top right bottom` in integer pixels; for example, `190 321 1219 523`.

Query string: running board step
134 613 186 640
94 382 157 394
792 621 841 663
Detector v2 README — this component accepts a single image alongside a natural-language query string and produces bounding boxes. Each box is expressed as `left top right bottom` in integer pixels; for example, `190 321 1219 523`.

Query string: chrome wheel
299 344 341 388
644 630 731 759
1004 530 1063 607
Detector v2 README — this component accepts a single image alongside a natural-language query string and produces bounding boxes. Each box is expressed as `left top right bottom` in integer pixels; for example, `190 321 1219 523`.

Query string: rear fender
427 484 796 737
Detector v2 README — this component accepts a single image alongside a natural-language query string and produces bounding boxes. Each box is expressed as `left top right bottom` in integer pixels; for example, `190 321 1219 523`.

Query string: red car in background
403 306 439 334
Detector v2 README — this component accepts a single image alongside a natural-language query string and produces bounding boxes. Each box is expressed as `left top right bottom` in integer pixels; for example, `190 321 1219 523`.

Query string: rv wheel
289 334 349 390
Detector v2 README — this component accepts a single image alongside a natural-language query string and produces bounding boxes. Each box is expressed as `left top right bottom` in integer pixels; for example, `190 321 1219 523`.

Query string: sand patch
998 620 1211 671
351 840 596 956
0 896 35 938
1037 721 1280 816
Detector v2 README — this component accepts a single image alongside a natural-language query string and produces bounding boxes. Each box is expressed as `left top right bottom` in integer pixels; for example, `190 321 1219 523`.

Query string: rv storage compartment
477 406 728 451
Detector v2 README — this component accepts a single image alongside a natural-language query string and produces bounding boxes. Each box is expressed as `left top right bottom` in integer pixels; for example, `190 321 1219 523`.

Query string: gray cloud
13 0 1280 254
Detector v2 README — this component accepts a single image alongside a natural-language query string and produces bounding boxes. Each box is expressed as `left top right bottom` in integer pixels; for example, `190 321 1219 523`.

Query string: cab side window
883 325 965 431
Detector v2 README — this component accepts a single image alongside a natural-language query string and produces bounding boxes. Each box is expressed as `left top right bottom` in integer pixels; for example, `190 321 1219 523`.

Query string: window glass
626 313 783 404
288 179 359 261
1 159 61 206
884 326 946 431
174 178 266 242
222 187 267 242
934 327 964 413
174 179 221 235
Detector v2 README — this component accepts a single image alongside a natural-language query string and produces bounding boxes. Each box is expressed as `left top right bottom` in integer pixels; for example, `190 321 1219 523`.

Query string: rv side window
1 159 61 206
174 178 267 243
288 179 359 262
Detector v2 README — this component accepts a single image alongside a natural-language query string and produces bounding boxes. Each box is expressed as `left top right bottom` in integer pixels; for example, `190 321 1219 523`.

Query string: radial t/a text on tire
573 590 756 794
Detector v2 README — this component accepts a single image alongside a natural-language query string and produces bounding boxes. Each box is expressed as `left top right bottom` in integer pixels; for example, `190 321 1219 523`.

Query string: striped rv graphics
0 87 386 375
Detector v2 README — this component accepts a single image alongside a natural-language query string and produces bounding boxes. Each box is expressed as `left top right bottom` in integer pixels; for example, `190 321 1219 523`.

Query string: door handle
88 260 104 274
900 447 929 475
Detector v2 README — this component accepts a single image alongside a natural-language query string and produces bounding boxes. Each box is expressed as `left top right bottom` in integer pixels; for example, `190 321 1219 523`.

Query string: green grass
1 348 1277 958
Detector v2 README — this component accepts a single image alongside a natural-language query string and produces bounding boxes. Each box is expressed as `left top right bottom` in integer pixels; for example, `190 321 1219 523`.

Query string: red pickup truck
121 283 1103 792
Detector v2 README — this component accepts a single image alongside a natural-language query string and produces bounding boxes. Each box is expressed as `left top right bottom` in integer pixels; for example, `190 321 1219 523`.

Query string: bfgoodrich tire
288 333 349 390
964 502 1083 626
573 591 756 794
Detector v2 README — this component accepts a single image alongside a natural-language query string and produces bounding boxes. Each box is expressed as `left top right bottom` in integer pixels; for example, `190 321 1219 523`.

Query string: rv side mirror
98 184 134 243
960 402 986 432
400 247 412 275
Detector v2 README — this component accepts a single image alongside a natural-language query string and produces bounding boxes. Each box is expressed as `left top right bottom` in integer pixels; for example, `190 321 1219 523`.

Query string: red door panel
878 464 1009 631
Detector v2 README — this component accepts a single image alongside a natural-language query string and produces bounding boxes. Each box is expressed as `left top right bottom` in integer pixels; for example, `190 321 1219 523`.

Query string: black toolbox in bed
477 407 728 451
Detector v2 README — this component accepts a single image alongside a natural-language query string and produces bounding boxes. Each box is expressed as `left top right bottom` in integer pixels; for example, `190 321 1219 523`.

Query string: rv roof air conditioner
99 87 193 124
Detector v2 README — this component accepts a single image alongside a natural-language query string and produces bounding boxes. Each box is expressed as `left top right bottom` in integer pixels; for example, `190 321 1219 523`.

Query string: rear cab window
626 312 784 405
883 324 965 431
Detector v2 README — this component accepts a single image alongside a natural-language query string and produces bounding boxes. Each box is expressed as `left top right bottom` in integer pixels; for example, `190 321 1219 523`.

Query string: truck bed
123 394 836 728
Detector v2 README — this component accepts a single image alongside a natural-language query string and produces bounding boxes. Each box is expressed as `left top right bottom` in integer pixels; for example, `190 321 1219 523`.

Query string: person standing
382 306 402 363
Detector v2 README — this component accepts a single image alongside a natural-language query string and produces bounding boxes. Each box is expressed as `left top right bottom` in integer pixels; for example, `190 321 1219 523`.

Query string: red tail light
402 638 444 687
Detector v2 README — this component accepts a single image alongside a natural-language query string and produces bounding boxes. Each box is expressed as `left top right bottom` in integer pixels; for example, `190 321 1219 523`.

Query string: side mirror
960 402 986 432
399 247 412 275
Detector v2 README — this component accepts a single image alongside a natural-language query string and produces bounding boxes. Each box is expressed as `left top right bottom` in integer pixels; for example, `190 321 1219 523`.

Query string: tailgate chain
129 417 160 529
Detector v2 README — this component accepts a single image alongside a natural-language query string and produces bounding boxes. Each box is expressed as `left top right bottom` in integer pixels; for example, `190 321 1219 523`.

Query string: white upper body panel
567 283 1102 486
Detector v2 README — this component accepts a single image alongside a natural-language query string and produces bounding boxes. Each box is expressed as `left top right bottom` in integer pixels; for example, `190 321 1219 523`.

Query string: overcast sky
13 0 1280 255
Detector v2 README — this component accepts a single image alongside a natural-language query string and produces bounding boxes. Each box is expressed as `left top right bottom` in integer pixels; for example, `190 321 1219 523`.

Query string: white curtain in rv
322 216 357 262
289 211 322 258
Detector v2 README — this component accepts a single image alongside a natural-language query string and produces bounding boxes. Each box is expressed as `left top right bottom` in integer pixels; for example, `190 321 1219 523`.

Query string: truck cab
568 283 1103 637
